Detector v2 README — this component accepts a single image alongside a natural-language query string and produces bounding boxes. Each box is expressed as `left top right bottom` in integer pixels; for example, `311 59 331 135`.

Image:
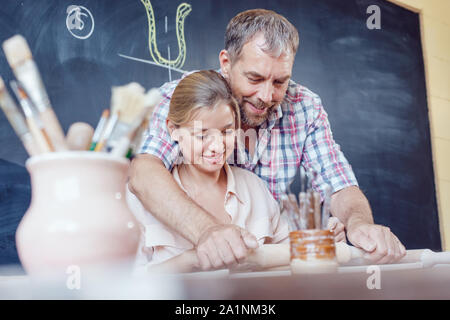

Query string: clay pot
289 229 338 274
16 151 140 277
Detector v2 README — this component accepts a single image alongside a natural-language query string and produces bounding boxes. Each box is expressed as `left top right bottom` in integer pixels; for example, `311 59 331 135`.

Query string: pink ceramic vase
16 151 140 276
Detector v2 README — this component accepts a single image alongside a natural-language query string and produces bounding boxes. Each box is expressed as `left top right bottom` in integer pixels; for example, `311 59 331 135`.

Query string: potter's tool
312 190 321 229
3 34 67 151
284 168 326 231
321 185 332 229
281 194 300 230
298 192 308 229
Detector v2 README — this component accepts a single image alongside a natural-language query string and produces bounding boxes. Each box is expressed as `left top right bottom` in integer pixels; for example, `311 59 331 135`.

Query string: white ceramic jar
16 151 140 277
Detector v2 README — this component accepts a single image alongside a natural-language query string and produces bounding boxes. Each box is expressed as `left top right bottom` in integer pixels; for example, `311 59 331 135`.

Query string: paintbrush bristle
110 82 146 124
144 88 162 108
2 35 32 68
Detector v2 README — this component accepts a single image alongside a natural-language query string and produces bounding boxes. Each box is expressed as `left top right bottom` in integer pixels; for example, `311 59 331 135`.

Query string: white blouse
126 163 289 269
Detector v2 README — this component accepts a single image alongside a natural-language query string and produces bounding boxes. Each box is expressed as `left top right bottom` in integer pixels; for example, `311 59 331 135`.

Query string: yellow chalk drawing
141 0 191 69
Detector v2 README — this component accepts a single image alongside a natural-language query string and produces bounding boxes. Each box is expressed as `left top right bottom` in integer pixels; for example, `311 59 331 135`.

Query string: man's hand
330 186 406 264
196 224 258 270
346 220 406 264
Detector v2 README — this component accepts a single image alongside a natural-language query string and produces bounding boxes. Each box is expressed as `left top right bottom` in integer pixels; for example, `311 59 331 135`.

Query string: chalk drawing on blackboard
119 1 192 79
66 5 95 40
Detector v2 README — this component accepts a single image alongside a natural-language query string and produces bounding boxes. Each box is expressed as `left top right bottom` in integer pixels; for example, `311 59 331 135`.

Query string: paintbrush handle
110 136 131 157
313 192 321 230
20 132 40 156
38 107 67 151
26 117 53 153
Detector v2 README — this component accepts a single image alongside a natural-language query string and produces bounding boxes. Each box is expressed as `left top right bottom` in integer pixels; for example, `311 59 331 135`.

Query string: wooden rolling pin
335 243 450 267
146 243 450 273
242 243 450 268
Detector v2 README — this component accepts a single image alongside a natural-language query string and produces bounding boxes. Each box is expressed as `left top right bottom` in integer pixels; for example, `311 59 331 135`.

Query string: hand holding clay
196 224 258 270
346 221 406 264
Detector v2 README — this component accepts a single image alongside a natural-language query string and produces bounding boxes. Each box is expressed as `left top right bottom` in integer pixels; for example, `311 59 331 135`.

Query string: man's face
220 34 294 128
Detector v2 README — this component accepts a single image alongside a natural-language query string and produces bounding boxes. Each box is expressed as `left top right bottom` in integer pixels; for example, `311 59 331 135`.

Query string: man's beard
239 98 274 128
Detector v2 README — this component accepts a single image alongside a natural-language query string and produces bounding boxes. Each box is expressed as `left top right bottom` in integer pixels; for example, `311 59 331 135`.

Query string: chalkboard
0 0 440 266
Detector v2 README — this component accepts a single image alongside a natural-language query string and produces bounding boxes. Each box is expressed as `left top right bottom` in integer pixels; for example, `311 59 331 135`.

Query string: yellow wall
388 0 450 250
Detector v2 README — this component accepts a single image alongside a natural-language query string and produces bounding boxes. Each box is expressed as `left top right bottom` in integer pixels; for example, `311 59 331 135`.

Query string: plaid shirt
139 75 358 201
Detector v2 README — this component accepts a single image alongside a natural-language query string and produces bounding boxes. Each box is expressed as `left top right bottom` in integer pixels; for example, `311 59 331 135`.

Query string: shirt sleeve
137 81 181 171
125 184 192 266
301 93 359 200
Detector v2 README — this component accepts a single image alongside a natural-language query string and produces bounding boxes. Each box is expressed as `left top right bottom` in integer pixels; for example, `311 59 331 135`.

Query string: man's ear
166 119 179 141
219 49 232 79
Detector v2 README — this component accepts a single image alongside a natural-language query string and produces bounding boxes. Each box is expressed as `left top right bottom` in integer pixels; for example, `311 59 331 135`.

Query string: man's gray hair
225 9 299 62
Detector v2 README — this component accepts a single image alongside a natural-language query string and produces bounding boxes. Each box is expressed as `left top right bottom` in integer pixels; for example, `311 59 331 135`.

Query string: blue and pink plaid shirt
138 75 358 202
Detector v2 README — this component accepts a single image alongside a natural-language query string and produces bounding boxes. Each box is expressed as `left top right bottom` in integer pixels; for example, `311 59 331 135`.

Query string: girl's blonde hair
168 70 240 128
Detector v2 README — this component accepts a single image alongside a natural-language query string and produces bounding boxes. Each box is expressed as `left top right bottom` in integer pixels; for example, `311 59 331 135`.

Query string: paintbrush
106 82 148 151
89 109 109 151
0 76 39 156
110 109 147 157
10 80 54 153
93 111 119 152
2 35 67 151
125 88 162 157
111 88 163 157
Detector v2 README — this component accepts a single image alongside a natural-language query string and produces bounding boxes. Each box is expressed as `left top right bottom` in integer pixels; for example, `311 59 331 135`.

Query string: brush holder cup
16 151 140 277
289 229 338 274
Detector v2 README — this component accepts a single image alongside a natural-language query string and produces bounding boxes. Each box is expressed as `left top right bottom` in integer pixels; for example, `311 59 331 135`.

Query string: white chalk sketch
66 5 95 40
119 1 192 79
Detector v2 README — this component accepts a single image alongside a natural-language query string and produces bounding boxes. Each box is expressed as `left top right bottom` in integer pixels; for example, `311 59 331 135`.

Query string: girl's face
169 102 236 174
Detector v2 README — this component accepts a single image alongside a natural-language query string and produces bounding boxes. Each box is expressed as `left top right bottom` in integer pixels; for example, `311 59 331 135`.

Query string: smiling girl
127 70 288 273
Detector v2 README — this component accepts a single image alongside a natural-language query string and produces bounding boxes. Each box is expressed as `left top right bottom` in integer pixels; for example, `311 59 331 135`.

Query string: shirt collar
263 103 283 130
273 103 284 121
171 163 244 205
172 165 187 194
223 162 245 205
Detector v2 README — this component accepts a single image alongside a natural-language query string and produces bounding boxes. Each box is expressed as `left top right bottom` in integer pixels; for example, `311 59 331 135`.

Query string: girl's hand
327 216 346 243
